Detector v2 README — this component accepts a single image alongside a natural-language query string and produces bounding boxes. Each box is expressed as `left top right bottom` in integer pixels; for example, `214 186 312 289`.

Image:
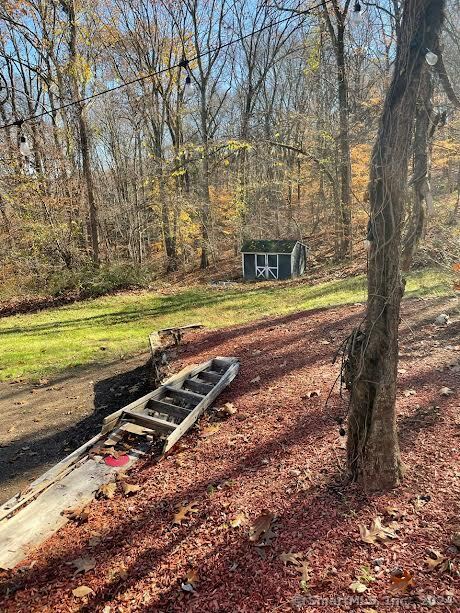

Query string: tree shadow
1 297 455 609
0 394 367 611
0 362 151 502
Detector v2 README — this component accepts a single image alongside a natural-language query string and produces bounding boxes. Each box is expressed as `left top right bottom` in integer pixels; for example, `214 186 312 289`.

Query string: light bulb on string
425 49 438 66
184 71 195 97
178 56 195 98
19 134 31 157
351 1 362 24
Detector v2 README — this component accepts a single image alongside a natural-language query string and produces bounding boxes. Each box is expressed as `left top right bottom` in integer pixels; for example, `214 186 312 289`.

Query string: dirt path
0 296 459 611
0 353 152 504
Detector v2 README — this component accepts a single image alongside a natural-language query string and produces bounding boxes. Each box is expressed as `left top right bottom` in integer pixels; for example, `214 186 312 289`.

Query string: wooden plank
212 357 234 371
158 323 203 333
0 431 104 522
0 457 127 569
147 399 191 421
123 410 177 434
163 359 239 453
164 386 204 403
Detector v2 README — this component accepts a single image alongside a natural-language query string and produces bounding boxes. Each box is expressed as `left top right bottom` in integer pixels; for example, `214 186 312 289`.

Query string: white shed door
255 254 278 279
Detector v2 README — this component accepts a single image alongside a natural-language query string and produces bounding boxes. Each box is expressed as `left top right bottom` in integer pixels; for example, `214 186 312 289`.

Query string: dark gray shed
241 239 308 281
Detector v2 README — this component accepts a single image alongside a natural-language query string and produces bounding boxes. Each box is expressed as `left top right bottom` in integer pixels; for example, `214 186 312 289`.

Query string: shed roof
241 239 299 254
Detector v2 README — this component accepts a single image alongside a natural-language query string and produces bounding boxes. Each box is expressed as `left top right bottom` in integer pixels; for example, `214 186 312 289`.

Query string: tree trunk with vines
346 0 445 490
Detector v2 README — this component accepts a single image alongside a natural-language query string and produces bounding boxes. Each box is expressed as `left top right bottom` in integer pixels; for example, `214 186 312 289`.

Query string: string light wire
0 0 334 131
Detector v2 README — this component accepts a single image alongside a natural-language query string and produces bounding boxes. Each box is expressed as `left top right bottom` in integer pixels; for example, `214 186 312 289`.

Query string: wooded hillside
0 0 459 300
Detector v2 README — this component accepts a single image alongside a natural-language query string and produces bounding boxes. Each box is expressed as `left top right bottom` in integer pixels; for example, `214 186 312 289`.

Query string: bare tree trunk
322 0 352 260
67 0 99 266
199 94 212 269
346 0 445 490
336 22 352 259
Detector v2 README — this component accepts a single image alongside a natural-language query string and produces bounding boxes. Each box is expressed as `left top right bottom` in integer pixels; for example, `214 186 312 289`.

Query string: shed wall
278 254 292 279
243 253 256 280
292 243 307 276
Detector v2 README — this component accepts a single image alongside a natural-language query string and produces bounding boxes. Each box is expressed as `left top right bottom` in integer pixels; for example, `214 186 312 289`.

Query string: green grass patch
0 268 454 382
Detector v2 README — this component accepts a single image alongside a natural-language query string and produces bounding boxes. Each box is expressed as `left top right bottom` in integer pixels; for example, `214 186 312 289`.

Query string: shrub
46 263 153 298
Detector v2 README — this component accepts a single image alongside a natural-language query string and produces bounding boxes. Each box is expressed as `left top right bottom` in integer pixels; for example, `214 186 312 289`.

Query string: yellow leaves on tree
67 54 93 85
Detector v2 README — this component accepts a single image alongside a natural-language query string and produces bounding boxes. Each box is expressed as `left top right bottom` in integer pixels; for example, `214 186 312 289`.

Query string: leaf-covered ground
1 297 459 612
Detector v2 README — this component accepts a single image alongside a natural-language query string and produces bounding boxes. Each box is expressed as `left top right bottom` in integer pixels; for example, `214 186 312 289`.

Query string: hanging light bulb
425 49 438 66
179 57 195 98
351 1 362 24
19 134 31 157
184 71 195 97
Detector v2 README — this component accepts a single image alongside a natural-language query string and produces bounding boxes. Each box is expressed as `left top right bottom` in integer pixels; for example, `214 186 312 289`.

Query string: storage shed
241 239 308 281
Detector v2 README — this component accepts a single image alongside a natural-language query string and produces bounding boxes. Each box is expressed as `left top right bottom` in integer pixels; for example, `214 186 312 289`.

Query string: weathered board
0 356 239 570
0 453 137 569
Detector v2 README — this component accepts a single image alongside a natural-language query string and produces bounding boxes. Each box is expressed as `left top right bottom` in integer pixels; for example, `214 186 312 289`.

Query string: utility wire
0 0 332 130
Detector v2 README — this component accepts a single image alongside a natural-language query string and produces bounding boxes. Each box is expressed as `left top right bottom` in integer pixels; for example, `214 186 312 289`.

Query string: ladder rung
200 371 222 383
185 379 213 394
123 410 177 433
212 358 230 371
148 399 191 421
164 386 204 403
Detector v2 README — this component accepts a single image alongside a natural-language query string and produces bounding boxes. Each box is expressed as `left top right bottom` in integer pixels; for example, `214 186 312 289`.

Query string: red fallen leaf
249 512 276 546
389 570 414 593
104 454 129 467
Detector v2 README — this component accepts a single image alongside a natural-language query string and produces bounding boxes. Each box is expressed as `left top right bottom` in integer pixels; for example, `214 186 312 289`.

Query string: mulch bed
0 298 459 612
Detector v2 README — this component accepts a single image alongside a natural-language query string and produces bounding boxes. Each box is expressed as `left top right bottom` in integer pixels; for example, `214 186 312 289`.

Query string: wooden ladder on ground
102 356 239 453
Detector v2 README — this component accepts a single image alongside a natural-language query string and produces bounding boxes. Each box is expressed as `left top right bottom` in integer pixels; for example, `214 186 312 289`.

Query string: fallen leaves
97 482 117 500
200 424 220 438
68 556 96 576
384 506 405 520
96 479 141 500
425 550 451 572
173 501 199 525
359 517 398 544
279 550 311 589
279 551 305 566
216 402 237 417
229 512 247 528
249 512 276 546
97 447 124 459
302 389 320 399
389 570 414 594
181 569 199 593
120 482 141 496
88 533 102 547
62 505 91 524
413 494 431 508
349 581 367 593
72 585 95 598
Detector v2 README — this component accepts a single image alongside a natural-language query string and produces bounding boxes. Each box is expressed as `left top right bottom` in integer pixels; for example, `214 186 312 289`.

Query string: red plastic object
104 454 129 467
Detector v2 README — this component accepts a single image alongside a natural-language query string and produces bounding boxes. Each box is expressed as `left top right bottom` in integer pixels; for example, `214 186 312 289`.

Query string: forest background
0 0 459 303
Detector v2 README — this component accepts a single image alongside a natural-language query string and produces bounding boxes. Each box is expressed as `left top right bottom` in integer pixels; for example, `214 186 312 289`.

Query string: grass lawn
0 268 454 382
